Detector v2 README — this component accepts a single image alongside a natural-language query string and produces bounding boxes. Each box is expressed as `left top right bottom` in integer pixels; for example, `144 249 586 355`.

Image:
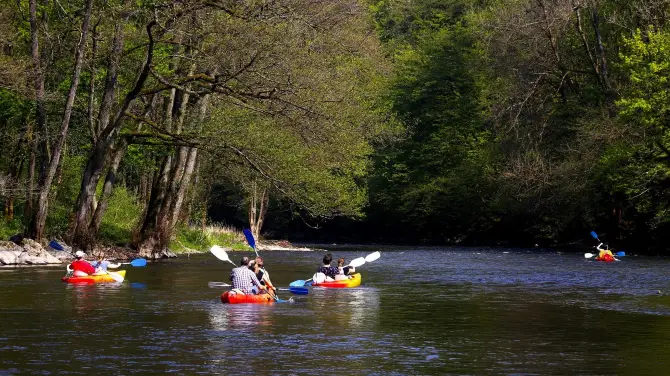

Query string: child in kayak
91 254 121 275
335 257 352 280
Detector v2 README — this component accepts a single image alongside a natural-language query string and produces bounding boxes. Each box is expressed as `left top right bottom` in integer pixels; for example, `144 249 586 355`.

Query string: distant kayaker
596 243 616 262
70 251 96 276
317 253 354 281
231 256 267 294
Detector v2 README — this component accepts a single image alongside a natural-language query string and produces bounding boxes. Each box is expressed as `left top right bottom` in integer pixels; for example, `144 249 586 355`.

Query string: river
2 246 670 375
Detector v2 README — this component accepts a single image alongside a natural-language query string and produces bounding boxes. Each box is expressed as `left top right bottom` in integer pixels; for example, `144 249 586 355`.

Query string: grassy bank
0 182 250 253
170 224 251 254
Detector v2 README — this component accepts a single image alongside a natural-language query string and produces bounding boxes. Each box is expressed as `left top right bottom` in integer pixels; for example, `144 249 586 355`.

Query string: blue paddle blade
590 231 599 239
243 229 256 250
289 280 305 287
617 251 626 257
48 240 64 251
289 287 309 295
130 258 147 267
304 280 313 287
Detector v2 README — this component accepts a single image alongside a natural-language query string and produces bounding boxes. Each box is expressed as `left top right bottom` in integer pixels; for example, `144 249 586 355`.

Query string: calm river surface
2 246 670 375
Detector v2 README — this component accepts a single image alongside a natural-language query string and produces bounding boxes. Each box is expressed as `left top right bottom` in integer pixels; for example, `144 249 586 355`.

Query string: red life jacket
71 259 95 275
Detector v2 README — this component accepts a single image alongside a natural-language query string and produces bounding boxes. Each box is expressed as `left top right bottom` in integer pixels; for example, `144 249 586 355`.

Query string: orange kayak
312 273 361 288
221 290 275 304
62 270 126 283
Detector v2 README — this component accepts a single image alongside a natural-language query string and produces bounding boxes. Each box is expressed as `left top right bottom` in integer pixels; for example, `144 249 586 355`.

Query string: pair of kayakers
316 253 355 282
230 256 276 295
69 251 120 276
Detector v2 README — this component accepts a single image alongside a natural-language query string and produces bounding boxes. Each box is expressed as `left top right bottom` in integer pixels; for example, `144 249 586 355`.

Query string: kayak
221 290 275 304
62 270 126 283
312 273 361 288
595 254 616 262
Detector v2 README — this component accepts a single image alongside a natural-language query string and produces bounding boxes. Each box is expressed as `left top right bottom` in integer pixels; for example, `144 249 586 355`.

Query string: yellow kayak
62 270 126 283
311 273 361 288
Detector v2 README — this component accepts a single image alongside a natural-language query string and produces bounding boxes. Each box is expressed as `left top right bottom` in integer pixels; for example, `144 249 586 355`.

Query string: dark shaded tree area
226 0 670 253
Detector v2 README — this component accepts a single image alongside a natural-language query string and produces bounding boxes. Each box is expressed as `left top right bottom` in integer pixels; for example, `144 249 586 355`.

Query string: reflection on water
208 302 277 332
3 249 670 374
309 287 380 330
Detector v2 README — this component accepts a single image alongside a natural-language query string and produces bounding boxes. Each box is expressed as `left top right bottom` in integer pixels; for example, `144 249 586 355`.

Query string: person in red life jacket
70 251 96 276
595 243 617 262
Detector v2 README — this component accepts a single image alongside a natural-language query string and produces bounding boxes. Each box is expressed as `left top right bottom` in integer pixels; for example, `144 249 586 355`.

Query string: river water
2 246 670 375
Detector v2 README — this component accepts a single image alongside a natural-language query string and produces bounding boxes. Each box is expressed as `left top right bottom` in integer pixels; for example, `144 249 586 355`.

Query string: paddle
289 279 311 287
617 251 626 257
243 228 259 257
122 258 147 267
108 271 124 282
585 231 601 259
287 286 309 295
590 231 600 242
210 245 238 267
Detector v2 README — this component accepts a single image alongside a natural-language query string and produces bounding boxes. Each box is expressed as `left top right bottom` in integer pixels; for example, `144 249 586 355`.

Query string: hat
75 250 85 258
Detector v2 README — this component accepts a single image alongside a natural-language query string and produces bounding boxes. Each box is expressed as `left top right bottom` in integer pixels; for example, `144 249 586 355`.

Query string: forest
2 0 670 254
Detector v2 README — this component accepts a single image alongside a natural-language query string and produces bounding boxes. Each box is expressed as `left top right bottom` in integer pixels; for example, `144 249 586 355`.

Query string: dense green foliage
4 0 670 253
335 0 670 251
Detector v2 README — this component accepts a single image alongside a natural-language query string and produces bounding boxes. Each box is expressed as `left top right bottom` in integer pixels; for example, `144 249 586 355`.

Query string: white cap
75 250 85 258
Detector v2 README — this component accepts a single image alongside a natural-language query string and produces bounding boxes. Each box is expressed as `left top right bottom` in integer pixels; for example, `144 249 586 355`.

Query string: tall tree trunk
168 95 209 230
70 21 156 248
590 6 612 93
87 21 100 144
249 180 269 241
90 138 128 232
29 0 93 240
25 135 37 222
27 0 45 228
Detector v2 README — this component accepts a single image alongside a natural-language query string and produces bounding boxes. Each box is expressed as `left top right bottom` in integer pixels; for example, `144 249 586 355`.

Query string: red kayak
596 254 616 262
221 290 275 304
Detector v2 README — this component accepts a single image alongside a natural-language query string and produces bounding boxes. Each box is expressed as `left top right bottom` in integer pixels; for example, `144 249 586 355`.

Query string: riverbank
0 223 325 266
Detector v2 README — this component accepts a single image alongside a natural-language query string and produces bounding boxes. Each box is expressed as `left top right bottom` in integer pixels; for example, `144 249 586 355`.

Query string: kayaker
253 257 277 294
317 253 354 281
596 243 616 262
335 257 351 281
231 256 267 294
70 251 95 276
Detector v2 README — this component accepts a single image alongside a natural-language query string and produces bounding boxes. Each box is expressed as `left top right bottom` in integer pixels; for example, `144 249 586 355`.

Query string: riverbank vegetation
2 0 670 254
257 0 670 253
0 0 391 256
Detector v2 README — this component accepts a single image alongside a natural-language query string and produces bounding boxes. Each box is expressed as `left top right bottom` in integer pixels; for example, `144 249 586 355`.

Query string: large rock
0 241 23 265
19 239 61 264
46 240 75 262
0 239 61 265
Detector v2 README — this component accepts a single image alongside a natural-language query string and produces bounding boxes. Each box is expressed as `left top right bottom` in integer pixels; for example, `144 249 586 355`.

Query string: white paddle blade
210 245 230 262
108 271 124 282
365 251 381 263
313 272 326 284
348 257 366 268
584 253 594 259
